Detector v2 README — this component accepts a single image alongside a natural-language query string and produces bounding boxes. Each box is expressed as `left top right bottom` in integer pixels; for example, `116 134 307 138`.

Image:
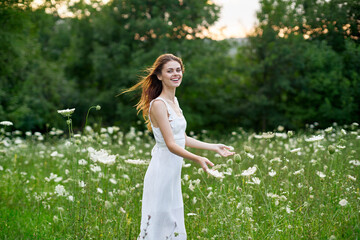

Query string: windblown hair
122 54 184 131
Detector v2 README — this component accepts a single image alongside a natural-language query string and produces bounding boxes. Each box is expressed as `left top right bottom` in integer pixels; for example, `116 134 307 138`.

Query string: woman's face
157 60 183 88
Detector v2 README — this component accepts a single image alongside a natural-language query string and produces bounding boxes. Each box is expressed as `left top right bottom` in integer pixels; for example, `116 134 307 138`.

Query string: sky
207 0 261 40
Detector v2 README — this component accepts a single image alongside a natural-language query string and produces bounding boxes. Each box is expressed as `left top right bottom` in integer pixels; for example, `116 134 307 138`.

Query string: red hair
122 54 184 131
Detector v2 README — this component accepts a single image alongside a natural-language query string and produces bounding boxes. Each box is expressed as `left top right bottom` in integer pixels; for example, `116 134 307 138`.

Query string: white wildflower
182 161 191 168
293 168 304 175
270 157 282 163
290 148 301 153
183 174 190 181
187 213 197 216
79 181 86 188
55 184 67 196
206 169 225 179
90 164 101 172
50 151 64 158
54 176 63 182
305 135 324 142
286 205 294 214
347 175 356 181
107 127 114 134
0 121 13 126
262 132 275 139
78 159 88 165
277 125 284 131
97 188 103 194
124 159 148 165
105 201 112 209
251 177 261 185
275 133 287 138
45 173 58 182
316 171 326 178
269 170 276 177
339 199 348 206
109 178 117 184
246 153 254 159
266 193 279 199
341 129 347 135
193 179 200 186
68 195 74 201
245 207 253 216
89 149 116 165
324 127 333 133
57 108 75 117
87 147 95 153
241 166 257 176
189 182 195 192
349 160 360 166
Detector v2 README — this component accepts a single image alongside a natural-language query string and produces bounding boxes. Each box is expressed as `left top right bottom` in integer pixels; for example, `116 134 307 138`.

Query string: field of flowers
0 119 359 239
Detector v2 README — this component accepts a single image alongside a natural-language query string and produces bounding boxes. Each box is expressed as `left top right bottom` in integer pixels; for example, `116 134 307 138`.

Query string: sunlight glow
207 0 260 39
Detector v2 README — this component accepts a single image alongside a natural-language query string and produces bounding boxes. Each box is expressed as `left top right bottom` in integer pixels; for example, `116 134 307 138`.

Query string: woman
125 54 234 239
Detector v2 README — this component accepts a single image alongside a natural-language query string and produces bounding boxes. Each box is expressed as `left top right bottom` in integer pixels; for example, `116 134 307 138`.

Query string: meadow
0 120 359 239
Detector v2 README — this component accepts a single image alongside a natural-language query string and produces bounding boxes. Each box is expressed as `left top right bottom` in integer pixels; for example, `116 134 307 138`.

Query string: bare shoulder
151 99 167 113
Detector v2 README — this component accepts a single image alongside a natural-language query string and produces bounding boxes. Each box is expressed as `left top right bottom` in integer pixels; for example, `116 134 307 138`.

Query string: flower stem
67 116 72 139
84 106 96 131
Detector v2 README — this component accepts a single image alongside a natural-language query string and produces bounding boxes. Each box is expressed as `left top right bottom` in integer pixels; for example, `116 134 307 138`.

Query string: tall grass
0 124 359 239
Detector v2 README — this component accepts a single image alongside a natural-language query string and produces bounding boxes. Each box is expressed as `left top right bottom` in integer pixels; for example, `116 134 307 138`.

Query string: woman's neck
160 87 176 103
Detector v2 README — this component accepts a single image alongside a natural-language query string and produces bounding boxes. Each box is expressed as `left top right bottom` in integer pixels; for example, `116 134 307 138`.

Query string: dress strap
149 97 175 124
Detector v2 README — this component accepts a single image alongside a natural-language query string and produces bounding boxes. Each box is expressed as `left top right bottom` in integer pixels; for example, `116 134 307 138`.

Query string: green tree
0 1 75 130
61 0 221 129
236 0 360 130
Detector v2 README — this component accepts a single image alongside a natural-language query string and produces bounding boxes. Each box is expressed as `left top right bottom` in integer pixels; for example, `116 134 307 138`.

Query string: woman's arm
151 100 214 171
185 133 235 157
185 134 216 151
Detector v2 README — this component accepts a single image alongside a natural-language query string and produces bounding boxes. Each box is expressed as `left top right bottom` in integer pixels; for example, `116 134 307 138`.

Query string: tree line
0 0 359 134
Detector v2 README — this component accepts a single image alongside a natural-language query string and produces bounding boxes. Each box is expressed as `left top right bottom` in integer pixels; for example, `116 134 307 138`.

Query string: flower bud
234 153 241 161
66 119 72 125
96 105 101 111
287 130 294 137
328 145 336 154
244 146 252 153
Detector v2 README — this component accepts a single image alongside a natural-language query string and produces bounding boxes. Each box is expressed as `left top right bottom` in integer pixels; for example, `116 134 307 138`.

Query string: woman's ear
157 74 162 81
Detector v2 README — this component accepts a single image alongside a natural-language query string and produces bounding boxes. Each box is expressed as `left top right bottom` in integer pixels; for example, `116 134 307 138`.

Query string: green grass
0 124 359 239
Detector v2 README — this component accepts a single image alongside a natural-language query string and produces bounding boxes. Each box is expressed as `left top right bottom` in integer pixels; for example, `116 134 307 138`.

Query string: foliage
236 0 360 131
0 0 359 133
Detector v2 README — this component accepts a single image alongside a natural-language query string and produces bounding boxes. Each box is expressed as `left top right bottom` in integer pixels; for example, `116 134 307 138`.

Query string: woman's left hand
213 144 235 157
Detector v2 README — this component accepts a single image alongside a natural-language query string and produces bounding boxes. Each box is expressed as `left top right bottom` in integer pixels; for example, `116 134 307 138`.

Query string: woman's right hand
196 156 214 172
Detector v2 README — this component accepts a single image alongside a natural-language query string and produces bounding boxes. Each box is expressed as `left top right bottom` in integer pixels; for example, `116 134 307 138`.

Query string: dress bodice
149 97 187 147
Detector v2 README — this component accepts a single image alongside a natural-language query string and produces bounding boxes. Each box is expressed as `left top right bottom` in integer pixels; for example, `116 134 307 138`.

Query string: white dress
138 96 187 240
